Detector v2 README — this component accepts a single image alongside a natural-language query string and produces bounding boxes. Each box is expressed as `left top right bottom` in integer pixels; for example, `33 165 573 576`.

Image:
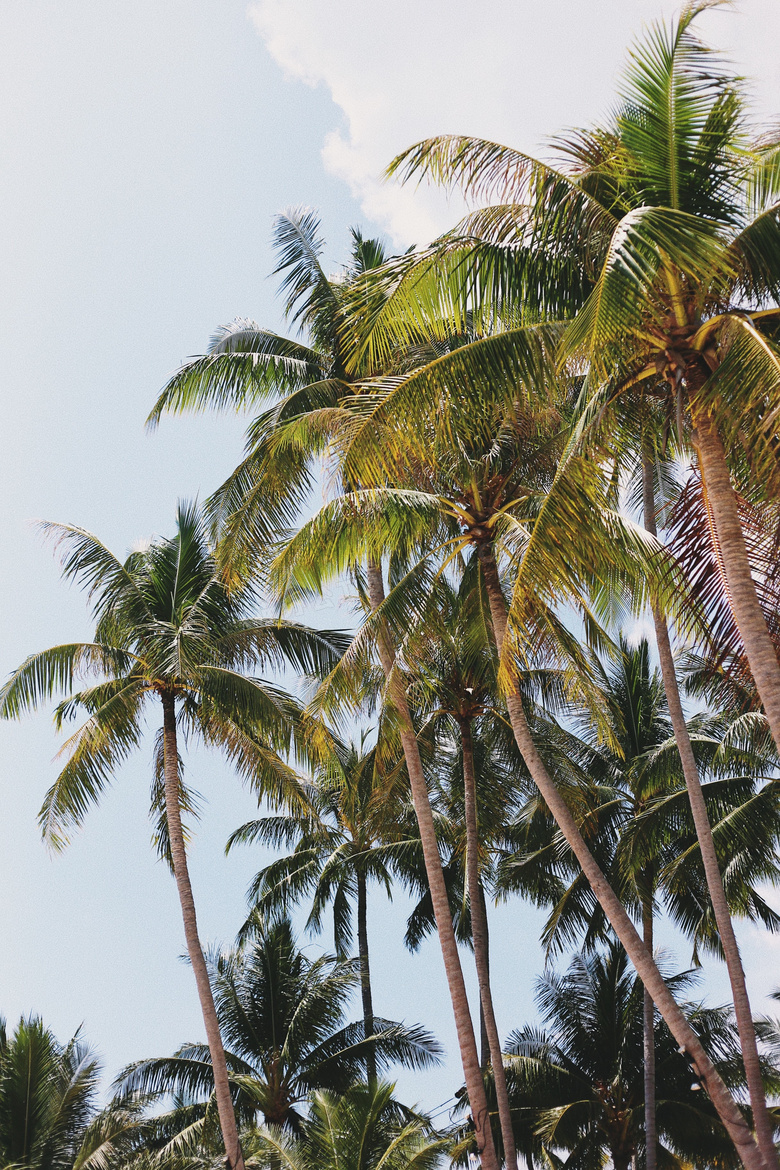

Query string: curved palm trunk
641 895 657 1170
356 870 377 1086
691 411 780 756
642 455 777 1170
460 716 518 1170
161 694 245 1170
366 562 498 1170
475 543 763 1170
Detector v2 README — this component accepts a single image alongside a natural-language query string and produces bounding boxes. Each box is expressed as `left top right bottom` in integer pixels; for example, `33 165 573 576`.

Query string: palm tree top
0 502 349 850
114 919 442 1133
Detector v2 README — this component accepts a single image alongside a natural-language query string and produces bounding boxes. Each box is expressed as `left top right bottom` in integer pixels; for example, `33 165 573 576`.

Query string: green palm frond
215 619 351 678
562 207 729 374
388 134 613 219
38 522 152 627
617 2 739 215
39 677 146 849
272 489 450 608
147 324 323 427
0 643 139 719
273 208 339 339
341 324 563 487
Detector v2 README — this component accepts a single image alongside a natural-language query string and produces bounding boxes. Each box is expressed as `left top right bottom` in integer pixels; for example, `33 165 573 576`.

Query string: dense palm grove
6 5 780 1169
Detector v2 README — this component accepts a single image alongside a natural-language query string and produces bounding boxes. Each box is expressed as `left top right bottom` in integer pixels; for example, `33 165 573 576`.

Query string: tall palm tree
272 369 764 1165
502 943 772 1170
639 436 780 1164
243 1081 447 1170
148 212 502 1170
360 18 780 1150
499 636 780 1169
0 1015 149 1170
380 5 780 769
115 919 442 1134
377 35 780 1150
227 734 415 1085
0 504 347 1170
398 567 532 1169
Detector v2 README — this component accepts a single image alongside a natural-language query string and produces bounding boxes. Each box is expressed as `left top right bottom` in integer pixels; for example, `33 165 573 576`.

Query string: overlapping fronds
562 207 729 376
147 325 323 427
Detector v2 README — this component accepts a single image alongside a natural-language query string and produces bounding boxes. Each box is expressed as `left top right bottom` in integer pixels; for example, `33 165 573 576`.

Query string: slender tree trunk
479 897 491 1071
642 894 657 1170
161 694 245 1170
474 542 763 1170
642 454 777 1170
480 1002 490 1072
366 561 498 1170
357 869 377 1087
460 716 518 1170
691 410 780 755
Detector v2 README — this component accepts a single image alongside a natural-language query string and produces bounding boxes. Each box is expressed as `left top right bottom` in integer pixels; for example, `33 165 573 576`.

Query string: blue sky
1 0 779 1111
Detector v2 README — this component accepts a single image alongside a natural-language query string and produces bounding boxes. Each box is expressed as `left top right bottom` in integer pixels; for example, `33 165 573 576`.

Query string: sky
1 0 780 1114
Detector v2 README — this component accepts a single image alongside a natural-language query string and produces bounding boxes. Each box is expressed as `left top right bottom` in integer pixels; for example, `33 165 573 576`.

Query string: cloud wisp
250 0 780 248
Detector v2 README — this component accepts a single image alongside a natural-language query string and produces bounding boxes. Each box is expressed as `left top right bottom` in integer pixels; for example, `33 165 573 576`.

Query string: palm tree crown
115 919 441 1132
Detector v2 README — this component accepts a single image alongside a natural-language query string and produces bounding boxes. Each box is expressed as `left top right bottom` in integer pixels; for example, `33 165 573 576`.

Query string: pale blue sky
1 0 779 1112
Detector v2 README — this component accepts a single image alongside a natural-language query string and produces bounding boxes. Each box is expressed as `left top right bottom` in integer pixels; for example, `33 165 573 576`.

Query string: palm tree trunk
474 541 763 1170
642 894 657 1170
161 693 245 1170
642 453 777 1170
460 716 518 1169
480 1002 489 1071
357 869 377 1087
366 561 498 1170
691 410 780 755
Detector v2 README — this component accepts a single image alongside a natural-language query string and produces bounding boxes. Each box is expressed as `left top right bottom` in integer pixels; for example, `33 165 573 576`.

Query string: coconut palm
381 4 780 766
0 503 348 1170
499 636 780 1168
115 919 442 1134
271 359 764 1164
243 1081 447 1170
148 212 502 1169
227 734 417 1085
501 943 775 1170
361 16 780 1147
379 30 780 1143
0 1014 151 1170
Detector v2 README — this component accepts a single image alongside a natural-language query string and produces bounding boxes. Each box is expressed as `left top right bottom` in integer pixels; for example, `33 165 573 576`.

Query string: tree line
4 4 780 1169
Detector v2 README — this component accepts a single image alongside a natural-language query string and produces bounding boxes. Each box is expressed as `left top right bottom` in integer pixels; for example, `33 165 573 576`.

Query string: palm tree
499 636 780 1169
638 434 779 1161
243 1081 447 1170
272 367 763 1164
0 1015 149 1170
0 503 347 1170
398 567 532 1170
361 17 780 1150
501 943 774 1170
382 5 780 765
115 919 442 1133
227 734 416 1085
148 212 502 1170
377 28 780 1150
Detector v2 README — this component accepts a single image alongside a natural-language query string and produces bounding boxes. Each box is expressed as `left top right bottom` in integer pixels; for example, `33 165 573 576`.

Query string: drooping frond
147 324 323 427
38 677 146 849
0 643 139 719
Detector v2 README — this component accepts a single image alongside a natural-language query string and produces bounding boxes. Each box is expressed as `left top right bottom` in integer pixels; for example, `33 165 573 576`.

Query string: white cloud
249 0 780 247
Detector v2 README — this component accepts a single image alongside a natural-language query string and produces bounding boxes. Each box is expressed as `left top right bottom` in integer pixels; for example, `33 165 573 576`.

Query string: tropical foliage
7 5 780 1170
